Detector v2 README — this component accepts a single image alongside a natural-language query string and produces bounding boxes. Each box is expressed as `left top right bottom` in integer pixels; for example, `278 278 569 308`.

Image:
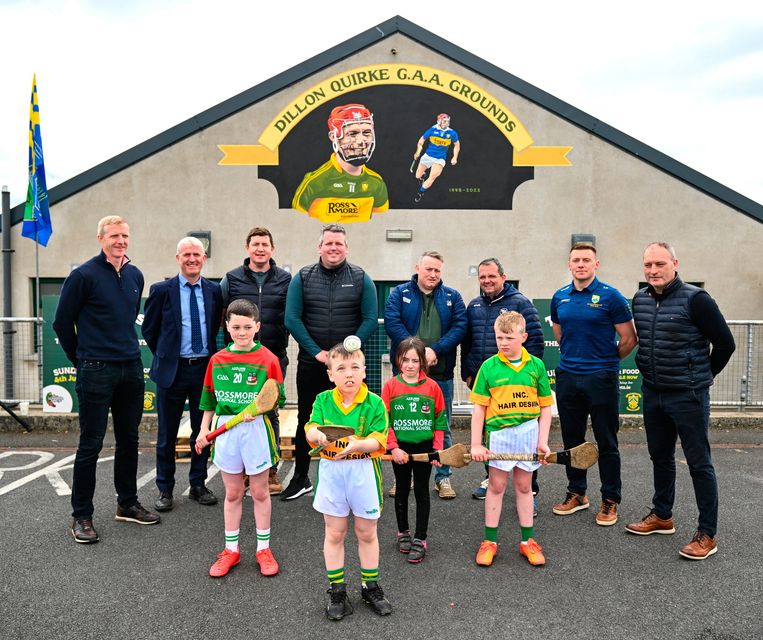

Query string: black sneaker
115 502 161 525
414 191 424 203
154 491 174 512
280 475 313 501
189 486 218 506
361 581 392 616
71 518 99 544
326 583 353 621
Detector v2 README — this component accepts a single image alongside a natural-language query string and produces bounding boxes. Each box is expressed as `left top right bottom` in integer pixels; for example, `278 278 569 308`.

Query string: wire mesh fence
0 318 43 404
5 318 762 411
281 320 763 412
710 322 763 408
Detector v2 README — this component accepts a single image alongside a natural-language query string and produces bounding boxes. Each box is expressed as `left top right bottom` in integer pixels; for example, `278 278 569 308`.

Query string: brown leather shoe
71 518 99 544
679 531 717 560
268 468 282 495
595 499 618 526
552 492 589 515
625 512 676 535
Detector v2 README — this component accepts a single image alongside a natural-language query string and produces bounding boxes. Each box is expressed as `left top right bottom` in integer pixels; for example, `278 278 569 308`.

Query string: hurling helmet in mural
437 113 450 128
328 103 376 166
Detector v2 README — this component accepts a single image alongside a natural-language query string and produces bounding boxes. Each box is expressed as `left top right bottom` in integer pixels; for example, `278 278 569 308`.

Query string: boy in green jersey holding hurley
306 342 391 621
470 311 553 568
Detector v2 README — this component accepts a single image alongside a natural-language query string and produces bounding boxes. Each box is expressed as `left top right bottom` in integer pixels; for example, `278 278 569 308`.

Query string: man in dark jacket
385 251 467 498
142 237 223 512
54 215 160 544
221 227 291 493
283 223 378 500
461 258 544 500
626 242 735 561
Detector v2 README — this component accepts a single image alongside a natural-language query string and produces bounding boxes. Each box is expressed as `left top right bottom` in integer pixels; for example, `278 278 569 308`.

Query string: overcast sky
2 0 762 209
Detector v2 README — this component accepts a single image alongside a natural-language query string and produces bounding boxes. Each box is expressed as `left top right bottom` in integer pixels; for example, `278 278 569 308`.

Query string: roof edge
10 14 763 226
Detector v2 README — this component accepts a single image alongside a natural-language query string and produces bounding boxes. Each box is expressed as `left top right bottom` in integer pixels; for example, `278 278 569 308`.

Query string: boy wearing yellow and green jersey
470 312 553 569
305 343 391 621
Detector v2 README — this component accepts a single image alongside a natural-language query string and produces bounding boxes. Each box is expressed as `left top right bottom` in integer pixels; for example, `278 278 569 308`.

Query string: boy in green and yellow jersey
470 311 553 568
305 342 391 621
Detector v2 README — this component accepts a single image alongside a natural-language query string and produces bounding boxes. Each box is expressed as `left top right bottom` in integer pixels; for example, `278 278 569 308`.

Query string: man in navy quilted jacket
461 258 545 501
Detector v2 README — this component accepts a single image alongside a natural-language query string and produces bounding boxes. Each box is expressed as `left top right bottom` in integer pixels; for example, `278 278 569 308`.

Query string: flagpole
35 228 42 407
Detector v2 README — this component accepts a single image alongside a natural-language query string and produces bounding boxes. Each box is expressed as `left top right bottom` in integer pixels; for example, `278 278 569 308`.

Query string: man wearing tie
143 237 223 511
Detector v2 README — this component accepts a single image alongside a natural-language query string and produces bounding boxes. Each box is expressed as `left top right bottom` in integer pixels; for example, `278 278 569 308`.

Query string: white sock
225 529 240 552
256 528 271 552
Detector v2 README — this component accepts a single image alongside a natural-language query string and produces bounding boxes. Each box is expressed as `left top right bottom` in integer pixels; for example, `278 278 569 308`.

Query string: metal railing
709 321 763 409
5 317 762 411
282 320 763 412
1 317 43 404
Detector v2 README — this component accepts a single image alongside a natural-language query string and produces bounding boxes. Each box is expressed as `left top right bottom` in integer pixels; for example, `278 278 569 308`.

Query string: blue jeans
71 359 144 519
555 369 622 502
643 386 717 536
433 378 453 483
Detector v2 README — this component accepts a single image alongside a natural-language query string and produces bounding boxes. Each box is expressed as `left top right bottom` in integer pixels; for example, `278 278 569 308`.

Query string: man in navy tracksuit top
54 216 160 544
460 257 545 500
385 251 467 499
550 243 637 526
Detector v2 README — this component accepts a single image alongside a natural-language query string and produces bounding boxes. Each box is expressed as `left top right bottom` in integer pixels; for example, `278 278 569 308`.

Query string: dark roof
10 15 763 226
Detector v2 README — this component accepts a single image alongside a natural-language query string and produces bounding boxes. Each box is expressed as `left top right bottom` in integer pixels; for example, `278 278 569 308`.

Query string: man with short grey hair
385 251 467 498
143 236 223 512
626 242 735 560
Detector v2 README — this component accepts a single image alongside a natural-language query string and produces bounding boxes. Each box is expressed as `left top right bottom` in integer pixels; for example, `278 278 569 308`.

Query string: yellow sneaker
475 540 498 566
519 538 546 566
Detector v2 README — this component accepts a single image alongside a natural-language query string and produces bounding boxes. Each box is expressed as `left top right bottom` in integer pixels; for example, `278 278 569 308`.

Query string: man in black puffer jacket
283 223 378 500
221 227 291 493
626 242 735 561
461 258 545 501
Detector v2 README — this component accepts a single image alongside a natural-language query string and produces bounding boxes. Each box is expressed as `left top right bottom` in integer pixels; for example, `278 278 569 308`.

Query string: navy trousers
155 358 210 493
555 368 622 503
642 386 717 537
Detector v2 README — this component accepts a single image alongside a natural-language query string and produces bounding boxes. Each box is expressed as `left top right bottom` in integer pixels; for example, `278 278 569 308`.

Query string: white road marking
0 453 76 496
136 468 157 489
181 465 221 496
0 451 55 480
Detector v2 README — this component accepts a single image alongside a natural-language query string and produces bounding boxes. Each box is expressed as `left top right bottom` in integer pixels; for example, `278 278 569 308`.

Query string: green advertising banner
41 295 158 413
534 299 643 415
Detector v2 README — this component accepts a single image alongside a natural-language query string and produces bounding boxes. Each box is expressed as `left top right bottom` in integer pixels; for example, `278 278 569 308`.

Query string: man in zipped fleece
626 242 735 561
54 215 160 544
221 226 291 494
282 223 378 501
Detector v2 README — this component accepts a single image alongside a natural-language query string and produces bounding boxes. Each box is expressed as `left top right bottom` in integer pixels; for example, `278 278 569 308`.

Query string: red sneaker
209 548 240 578
256 548 280 576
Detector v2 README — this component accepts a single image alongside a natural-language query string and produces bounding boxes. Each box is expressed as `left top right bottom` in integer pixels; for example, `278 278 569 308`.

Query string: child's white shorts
487 418 541 473
211 414 277 476
313 458 383 519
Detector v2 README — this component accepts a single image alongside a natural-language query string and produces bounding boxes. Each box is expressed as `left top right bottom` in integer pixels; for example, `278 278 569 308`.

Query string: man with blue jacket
385 251 467 498
461 258 545 500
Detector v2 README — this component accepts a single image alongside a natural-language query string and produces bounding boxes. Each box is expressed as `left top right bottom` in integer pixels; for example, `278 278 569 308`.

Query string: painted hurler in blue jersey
412 113 461 203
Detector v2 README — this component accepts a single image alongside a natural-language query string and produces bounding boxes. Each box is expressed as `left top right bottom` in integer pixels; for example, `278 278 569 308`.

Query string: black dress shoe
154 492 174 512
189 486 218 506
71 518 99 544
